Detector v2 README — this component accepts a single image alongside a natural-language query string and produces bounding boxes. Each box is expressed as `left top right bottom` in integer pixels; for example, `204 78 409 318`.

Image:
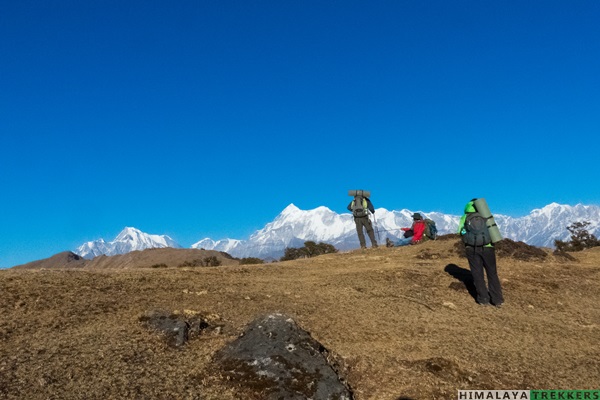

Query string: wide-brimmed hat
412 213 422 220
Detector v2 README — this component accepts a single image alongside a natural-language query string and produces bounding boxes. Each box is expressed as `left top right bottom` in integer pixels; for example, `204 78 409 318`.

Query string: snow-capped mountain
75 227 181 259
191 238 244 254
196 203 600 259
193 204 461 259
497 203 600 247
74 203 600 261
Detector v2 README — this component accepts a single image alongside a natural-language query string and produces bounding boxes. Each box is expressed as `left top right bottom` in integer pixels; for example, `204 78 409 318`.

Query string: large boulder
215 313 353 399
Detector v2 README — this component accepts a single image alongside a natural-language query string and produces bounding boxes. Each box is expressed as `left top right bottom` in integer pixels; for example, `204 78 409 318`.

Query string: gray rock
139 310 189 348
215 313 353 399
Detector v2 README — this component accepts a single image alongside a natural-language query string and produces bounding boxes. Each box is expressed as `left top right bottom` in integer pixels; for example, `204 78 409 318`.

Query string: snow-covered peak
115 227 143 241
280 203 300 215
273 204 336 225
75 227 181 259
191 238 243 253
531 203 569 218
114 226 178 248
191 237 214 247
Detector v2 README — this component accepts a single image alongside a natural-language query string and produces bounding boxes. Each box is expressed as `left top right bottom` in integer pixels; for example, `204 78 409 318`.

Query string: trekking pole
372 212 381 242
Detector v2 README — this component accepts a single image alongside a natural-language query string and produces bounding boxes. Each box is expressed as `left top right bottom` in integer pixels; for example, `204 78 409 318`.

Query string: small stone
140 310 189 347
442 301 457 310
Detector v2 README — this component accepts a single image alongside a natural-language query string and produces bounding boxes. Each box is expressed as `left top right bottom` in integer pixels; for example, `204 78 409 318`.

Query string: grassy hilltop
1 239 599 399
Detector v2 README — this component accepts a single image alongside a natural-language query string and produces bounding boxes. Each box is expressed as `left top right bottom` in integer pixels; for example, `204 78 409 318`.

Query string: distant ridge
71 203 600 262
14 248 238 270
13 251 87 269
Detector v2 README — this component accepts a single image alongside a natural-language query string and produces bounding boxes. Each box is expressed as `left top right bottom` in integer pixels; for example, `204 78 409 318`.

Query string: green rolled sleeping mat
473 198 503 243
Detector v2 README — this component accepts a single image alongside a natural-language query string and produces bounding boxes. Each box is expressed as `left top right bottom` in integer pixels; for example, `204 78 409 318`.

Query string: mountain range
76 226 181 259
74 203 600 261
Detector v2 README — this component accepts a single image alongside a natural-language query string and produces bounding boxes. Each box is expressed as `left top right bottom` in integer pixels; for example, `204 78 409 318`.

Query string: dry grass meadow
1 239 599 399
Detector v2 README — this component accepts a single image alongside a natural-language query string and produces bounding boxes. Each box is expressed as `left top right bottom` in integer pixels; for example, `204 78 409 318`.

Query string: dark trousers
354 217 377 248
466 246 504 305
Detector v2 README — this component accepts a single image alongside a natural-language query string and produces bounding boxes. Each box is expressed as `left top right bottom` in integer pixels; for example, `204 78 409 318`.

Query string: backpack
424 219 438 240
462 212 492 246
351 196 369 218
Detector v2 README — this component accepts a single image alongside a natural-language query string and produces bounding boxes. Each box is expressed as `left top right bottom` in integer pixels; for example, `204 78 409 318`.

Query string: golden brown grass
1 241 599 399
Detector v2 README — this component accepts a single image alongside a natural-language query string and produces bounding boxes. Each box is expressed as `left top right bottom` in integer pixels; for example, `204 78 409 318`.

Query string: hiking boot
385 238 393 248
478 302 491 307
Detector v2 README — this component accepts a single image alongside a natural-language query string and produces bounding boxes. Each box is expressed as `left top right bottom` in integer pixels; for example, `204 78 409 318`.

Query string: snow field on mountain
76 203 600 259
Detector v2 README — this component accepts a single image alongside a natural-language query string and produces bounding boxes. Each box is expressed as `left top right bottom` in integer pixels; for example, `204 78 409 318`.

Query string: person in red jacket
390 213 426 246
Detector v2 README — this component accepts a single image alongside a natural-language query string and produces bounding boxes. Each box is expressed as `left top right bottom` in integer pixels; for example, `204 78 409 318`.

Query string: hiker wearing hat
388 213 426 247
458 199 504 307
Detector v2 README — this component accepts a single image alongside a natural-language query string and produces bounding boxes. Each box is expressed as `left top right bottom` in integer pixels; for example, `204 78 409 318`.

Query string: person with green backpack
458 198 504 308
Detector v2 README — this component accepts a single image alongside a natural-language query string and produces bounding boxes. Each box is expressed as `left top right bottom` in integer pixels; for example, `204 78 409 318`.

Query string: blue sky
1 1 599 268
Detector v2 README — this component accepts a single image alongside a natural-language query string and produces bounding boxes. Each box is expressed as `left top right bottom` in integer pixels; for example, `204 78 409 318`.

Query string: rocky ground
1 239 599 399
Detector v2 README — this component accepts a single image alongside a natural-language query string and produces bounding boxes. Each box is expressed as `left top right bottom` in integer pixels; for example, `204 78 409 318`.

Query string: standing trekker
458 198 504 308
347 190 378 249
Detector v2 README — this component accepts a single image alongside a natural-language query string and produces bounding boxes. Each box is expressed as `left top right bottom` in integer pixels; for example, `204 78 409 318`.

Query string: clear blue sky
1 1 599 268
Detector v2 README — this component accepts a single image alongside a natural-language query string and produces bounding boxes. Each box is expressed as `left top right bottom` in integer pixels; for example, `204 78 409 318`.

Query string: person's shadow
444 264 477 300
